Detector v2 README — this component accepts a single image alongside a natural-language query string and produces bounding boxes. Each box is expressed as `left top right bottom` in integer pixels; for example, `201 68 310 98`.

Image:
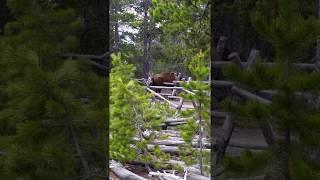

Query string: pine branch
62 51 110 71
62 51 110 60
66 118 91 179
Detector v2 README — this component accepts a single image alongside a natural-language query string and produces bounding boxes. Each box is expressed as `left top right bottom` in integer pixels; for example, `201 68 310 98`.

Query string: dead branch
62 51 109 60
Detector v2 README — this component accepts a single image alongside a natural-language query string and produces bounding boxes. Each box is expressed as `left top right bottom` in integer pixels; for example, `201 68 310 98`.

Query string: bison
146 72 182 93
147 72 181 86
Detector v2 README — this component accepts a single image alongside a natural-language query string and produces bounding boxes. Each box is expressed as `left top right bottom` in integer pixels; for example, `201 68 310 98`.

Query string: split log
109 160 147 180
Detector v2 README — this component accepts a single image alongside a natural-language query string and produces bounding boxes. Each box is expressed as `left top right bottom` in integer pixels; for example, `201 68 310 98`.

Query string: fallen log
213 61 317 71
211 80 234 87
231 86 271 105
146 144 263 157
168 160 210 178
109 160 147 180
146 87 179 109
133 137 210 148
146 144 210 155
149 170 187 180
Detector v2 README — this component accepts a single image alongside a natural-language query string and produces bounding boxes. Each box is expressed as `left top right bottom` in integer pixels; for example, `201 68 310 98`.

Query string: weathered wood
213 113 235 166
133 137 210 148
146 87 179 108
109 160 147 180
211 80 234 87
147 144 210 155
246 49 261 70
228 52 244 69
149 171 186 180
146 144 263 157
231 86 272 105
227 142 268 150
168 160 210 178
213 61 318 71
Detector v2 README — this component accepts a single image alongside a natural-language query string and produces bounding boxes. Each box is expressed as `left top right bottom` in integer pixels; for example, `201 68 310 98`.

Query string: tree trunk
77 0 109 54
112 0 120 51
143 0 150 78
267 125 291 180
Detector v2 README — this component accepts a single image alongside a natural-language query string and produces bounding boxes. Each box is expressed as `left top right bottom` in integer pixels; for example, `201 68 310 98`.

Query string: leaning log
146 87 179 108
109 160 147 180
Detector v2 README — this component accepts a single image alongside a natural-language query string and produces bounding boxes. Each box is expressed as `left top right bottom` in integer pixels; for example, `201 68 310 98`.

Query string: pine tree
223 0 320 179
0 1 106 178
178 51 210 175
151 0 210 75
110 53 172 169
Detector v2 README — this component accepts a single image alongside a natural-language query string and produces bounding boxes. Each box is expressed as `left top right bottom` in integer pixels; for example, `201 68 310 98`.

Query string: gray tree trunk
267 125 291 180
143 0 150 78
112 0 120 51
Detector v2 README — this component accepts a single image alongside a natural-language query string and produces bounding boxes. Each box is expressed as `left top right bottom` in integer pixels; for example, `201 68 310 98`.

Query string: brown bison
147 72 182 86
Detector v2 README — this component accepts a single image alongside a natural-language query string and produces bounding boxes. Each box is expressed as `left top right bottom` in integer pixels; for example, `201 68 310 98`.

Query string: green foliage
110 53 171 166
224 150 271 178
0 1 106 178
224 60 279 90
251 0 320 60
150 0 210 74
178 51 210 174
289 156 320 180
224 0 320 178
